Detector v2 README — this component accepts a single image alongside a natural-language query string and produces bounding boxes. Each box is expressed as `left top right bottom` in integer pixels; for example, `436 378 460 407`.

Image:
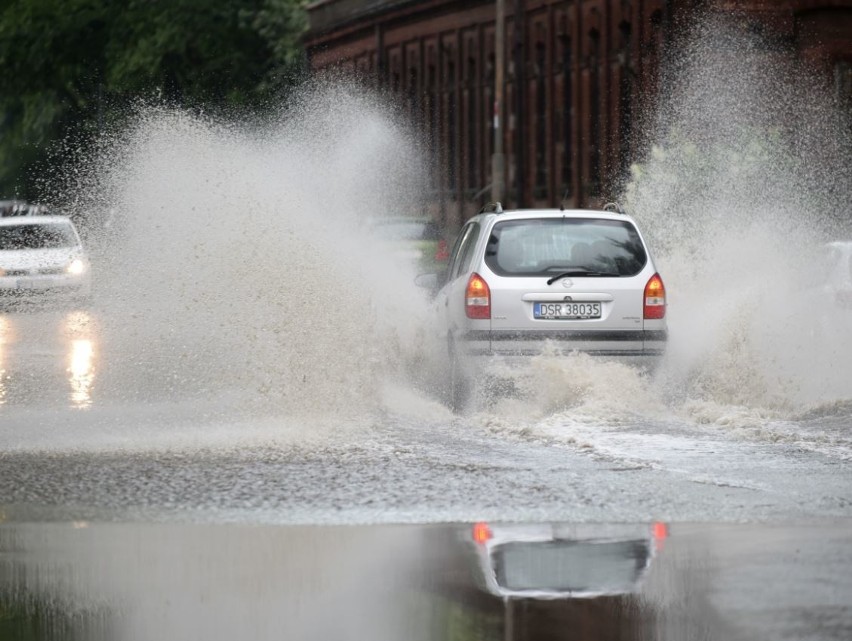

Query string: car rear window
484 218 647 277
0 223 78 250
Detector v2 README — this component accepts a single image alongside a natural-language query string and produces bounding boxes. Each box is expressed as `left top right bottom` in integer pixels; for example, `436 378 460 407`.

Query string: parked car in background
416 203 667 410
0 216 91 304
368 216 450 272
822 241 852 309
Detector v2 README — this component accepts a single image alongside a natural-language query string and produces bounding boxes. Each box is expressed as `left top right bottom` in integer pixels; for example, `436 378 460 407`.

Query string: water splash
50 22 852 450
470 16 852 453
625 15 852 415
78 78 432 418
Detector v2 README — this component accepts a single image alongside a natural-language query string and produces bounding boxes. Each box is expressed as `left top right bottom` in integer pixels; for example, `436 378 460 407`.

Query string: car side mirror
414 273 439 290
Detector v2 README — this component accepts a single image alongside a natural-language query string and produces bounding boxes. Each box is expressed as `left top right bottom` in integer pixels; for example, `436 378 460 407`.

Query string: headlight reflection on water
0 316 8 406
65 311 95 409
68 339 95 408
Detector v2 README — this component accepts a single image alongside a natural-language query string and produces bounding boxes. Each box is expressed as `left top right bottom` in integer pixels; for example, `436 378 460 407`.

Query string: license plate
534 302 601 319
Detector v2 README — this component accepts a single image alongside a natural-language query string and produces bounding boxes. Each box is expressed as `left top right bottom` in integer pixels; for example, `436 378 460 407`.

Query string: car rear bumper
455 329 667 371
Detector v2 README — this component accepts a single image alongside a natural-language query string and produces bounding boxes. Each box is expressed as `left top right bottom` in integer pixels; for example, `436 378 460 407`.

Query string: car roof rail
478 201 503 214
602 202 625 214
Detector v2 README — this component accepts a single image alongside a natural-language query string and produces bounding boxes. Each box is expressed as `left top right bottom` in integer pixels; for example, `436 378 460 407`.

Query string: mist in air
60 16 852 443
77 78 434 420
626 16 852 415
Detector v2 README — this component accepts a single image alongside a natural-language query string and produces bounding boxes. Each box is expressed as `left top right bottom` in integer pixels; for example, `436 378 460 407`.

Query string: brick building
305 0 852 229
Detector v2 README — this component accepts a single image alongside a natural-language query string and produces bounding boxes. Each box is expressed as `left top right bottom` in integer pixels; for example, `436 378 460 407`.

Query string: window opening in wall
428 63 437 189
561 34 573 199
836 61 852 116
588 28 601 196
618 20 633 180
648 10 664 98
467 55 479 191
534 40 547 198
448 60 458 192
649 10 663 56
486 50 495 183
409 67 420 119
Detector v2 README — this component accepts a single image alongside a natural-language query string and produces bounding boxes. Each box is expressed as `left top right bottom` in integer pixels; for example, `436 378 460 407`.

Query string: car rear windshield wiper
546 268 620 284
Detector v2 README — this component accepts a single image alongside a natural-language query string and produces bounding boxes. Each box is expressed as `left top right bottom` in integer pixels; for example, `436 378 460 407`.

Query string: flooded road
2 21 852 639
1 307 850 525
1 519 851 641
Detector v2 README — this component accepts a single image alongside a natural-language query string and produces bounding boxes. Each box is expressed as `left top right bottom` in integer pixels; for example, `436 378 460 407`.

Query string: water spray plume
78 77 431 419
624 14 852 413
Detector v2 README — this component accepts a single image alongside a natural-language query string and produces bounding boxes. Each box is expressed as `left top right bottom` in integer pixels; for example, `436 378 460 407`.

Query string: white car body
0 216 91 302
426 207 667 407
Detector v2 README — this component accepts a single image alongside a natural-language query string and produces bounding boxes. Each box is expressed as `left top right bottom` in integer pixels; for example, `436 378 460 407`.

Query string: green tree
0 0 307 200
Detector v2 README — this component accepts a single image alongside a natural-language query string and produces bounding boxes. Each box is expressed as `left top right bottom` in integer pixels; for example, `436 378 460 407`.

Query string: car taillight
472 522 493 544
644 273 666 319
465 273 491 319
434 239 449 262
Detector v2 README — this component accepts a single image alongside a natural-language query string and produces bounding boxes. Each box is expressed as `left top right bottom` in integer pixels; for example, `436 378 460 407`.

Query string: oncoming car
368 216 450 272
418 203 667 410
0 216 91 304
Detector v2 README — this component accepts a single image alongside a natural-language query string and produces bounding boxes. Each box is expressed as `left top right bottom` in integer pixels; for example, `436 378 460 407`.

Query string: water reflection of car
0 216 91 303
368 216 450 271
468 522 665 600
822 241 852 309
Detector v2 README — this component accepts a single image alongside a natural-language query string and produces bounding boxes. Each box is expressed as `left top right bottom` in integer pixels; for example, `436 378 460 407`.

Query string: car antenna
478 202 503 214
559 189 570 211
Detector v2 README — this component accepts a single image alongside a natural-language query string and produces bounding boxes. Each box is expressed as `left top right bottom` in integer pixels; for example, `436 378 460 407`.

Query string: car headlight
66 259 86 275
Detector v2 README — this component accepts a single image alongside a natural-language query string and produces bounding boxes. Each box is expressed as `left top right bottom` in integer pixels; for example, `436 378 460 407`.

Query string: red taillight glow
434 239 449 262
472 522 493 544
644 273 666 320
653 521 668 551
465 273 491 319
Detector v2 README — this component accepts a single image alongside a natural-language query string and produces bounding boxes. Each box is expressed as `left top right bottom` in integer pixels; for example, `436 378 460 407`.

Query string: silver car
422 204 667 409
0 216 92 304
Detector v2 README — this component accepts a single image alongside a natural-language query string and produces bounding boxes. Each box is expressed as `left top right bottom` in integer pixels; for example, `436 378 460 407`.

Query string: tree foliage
0 0 307 199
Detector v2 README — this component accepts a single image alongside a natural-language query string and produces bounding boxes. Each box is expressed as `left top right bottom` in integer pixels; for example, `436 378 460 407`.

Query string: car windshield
484 218 647 277
0 223 78 250
372 219 442 241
